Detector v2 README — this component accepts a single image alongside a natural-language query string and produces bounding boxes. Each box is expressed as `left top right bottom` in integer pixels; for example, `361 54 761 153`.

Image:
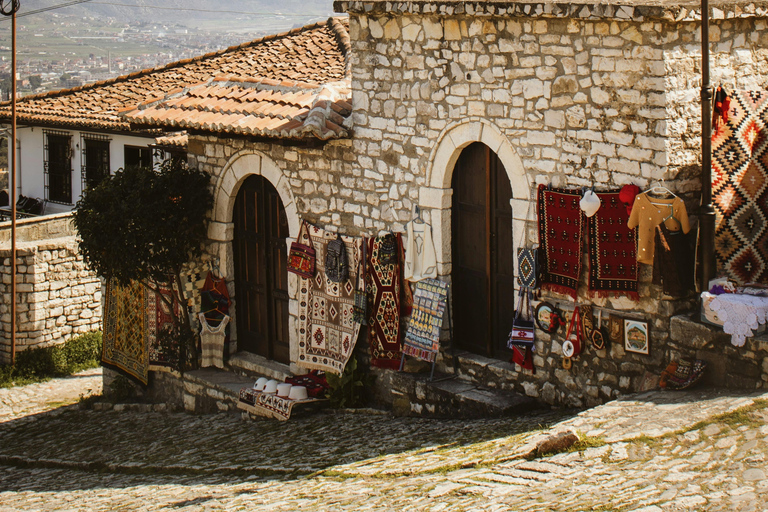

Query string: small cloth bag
379 233 398 266
517 247 539 290
325 233 349 283
287 223 316 278
353 240 368 325
507 288 535 349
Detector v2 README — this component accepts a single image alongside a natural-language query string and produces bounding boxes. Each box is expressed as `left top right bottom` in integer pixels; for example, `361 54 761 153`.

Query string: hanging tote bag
352 239 368 325
517 247 539 290
287 223 316 279
325 233 349 283
507 288 535 349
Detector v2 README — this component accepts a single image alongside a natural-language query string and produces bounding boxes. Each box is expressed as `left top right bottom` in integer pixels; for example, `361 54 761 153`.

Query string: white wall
11 126 156 212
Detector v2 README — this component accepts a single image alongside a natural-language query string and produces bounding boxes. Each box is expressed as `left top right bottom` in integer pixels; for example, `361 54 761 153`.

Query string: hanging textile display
199 313 230 369
367 233 404 369
537 184 584 299
712 89 768 284
653 224 696 297
102 279 149 385
586 190 639 299
402 278 448 363
403 220 437 282
296 221 363 374
147 286 182 370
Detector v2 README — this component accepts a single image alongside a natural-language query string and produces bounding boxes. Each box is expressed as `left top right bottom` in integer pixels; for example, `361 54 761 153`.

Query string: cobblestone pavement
1 369 768 511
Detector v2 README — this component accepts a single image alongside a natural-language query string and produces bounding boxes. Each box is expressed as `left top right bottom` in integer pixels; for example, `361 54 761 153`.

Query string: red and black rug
538 185 583 299
587 191 639 299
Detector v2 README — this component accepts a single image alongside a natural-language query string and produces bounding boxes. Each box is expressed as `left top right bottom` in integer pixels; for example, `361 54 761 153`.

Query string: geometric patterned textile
712 90 768 284
102 279 149 385
296 221 363 375
403 278 448 363
237 387 320 421
537 184 584 299
587 190 639 299
367 234 403 369
147 286 181 371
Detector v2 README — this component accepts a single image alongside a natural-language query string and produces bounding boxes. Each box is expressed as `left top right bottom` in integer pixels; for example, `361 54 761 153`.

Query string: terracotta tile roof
153 131 188 148
121 77 351 140
0 17 350 134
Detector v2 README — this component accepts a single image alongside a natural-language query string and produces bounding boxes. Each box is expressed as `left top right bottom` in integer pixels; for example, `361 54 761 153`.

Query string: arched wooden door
233 175 290 364
451 142 516 357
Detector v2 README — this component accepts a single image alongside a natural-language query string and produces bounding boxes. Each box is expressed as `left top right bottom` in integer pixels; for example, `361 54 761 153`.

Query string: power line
1 0 94 20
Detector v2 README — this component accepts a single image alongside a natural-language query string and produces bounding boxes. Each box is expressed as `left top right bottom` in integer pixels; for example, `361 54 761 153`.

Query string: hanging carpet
367 234 404 369
586 190 639 299
538 184 584 299
102 279 149 385
147 286 182 371
403 278 448 363
297 221 363 374
712 90 768 284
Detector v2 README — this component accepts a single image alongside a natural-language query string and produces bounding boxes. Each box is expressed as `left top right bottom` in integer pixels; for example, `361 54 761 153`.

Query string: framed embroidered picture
624 319 649 355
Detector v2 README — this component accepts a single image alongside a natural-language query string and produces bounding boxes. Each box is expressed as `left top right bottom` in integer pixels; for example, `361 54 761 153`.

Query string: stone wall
0 215 101 363
186 3 768 407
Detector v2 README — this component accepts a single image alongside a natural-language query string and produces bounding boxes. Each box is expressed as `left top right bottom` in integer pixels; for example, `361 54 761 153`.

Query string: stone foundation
0 214 101 364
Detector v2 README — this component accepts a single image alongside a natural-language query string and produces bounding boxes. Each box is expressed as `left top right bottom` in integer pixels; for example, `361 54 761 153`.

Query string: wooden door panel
234 175 289 363
452 142 515 358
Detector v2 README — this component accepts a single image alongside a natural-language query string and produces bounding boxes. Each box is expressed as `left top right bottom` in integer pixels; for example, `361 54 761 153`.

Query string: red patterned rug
296 221 364 374
367 234 403 369
538 185 584 299
713 90 768 284
587 191 639 299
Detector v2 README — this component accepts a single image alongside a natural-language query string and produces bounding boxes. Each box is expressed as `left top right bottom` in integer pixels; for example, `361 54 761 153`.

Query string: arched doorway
233 175 290 364
451 142 516 357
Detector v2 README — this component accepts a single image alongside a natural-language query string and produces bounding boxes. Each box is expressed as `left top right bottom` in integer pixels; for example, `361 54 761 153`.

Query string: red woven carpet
366 235 403 369
587 191 638 299
538 185 583 299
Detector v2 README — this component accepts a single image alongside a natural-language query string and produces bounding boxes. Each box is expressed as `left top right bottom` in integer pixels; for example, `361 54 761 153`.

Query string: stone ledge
335 1 768 22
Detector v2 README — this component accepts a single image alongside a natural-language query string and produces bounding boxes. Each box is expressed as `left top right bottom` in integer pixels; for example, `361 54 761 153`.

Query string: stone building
118 1 768 411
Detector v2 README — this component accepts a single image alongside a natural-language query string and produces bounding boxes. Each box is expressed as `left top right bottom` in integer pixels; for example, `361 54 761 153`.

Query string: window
124 145 152 169
81 133 111 191
44 130 73 204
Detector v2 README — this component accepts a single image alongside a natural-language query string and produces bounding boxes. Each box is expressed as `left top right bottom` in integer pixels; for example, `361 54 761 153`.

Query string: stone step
183 367 254 413
386 369 538 418
226 351 293 382
668 312 768 389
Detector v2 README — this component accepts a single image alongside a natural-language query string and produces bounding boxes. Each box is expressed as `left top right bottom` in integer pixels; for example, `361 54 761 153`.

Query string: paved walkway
1 369 767 511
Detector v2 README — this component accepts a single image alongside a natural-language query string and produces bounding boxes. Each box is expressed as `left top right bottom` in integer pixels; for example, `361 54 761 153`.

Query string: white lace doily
709 292 768 347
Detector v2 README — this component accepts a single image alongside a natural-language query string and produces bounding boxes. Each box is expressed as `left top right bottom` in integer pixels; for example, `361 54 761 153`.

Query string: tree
73 160 214 369
28 75 42 89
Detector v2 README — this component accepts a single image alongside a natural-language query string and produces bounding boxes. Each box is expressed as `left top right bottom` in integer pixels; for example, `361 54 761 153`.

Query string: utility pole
699 0 715 292
0 0 19 365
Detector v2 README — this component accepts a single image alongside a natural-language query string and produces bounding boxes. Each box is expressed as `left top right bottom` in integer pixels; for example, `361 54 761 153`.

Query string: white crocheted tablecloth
708 292 768 347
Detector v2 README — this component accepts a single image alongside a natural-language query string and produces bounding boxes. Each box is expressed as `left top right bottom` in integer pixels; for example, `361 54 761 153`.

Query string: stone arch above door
210 151 299 240
419 119 532 275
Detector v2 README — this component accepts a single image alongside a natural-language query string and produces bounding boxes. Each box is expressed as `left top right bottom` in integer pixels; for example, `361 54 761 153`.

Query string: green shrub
326 355 373 409
0 331 103 387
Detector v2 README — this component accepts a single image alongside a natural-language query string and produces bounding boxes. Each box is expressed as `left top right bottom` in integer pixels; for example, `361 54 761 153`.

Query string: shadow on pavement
0 402 578 493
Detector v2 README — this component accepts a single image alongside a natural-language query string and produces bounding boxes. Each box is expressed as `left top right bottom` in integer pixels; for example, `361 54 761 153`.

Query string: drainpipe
698 0 716 293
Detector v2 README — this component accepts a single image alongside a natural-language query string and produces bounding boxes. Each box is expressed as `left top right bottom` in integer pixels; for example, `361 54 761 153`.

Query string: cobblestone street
2 369 768 511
